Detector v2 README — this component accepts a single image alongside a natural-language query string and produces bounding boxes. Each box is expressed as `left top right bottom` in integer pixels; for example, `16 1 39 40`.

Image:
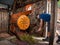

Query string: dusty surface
0 33 11 38
0 40 16 45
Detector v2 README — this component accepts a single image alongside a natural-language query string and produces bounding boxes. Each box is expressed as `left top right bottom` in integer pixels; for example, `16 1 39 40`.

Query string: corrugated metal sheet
0 4 7 8
0 11 8 32
0 0 14 6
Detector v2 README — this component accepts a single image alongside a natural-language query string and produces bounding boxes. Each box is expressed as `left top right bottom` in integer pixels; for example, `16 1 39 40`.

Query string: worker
36 13 51 41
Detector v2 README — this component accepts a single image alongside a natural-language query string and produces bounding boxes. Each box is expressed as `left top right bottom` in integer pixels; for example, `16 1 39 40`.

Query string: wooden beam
12 0 17 13
16 0 42 8
49 0 57 45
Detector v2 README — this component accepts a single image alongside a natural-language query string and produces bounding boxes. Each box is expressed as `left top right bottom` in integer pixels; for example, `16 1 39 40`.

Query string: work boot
43 37 49 41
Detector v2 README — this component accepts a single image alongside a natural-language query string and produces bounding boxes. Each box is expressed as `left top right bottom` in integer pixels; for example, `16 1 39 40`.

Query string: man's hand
37 15 39 19
36 28 42 32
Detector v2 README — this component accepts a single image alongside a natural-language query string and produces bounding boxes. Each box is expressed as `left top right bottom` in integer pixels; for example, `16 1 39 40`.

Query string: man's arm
37 19 43 32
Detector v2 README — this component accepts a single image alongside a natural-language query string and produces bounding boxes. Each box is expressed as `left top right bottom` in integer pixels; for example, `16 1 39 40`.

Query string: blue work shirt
39 13 51 22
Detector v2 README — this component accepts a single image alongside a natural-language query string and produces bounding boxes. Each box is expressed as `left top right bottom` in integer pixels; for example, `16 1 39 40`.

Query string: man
37 13 51 41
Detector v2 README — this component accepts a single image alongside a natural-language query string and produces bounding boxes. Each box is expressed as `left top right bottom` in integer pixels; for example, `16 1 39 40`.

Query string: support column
49 0 57 45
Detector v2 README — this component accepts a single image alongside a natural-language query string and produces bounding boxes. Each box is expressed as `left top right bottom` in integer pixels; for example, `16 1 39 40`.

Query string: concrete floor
0 40 16 45
0 22 60 45
0 40 48 45
53 22 60 45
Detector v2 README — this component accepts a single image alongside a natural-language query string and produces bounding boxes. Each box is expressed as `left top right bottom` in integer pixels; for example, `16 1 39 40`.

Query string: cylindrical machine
10 10 31 33
17 15 30 30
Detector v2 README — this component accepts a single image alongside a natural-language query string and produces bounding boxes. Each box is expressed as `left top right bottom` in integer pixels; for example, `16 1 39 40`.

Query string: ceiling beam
16 0 42 8
12 0 42 13
12 0 17 13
